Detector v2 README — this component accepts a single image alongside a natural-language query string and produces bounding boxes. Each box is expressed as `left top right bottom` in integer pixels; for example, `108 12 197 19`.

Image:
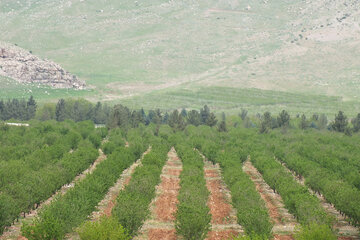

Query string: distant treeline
0 96 37 121
0 97 219 130
1 96 360 135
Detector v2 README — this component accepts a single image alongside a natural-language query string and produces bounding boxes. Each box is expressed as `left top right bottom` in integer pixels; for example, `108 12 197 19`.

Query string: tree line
245 109 360 135
0 96 36 121
2 96 360 135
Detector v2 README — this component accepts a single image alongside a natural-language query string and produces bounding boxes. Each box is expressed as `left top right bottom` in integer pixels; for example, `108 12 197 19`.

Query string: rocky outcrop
0 42 85 89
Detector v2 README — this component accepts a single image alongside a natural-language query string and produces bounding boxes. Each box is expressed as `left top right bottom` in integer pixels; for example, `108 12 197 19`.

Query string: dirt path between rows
275 158 360 240
65 146 152 240
202 156 244 240
243 159 297 240
135 147 182 240
0 148 107 240
93 146 152 220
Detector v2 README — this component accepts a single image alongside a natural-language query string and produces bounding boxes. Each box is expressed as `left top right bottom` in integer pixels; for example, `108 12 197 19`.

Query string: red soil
273 235 294 240
159 176 181 190
248 174 281 223
205 169 220 178
165 169 182 176
204 162 243 240
145 149 182 239
206 179 232 224
167 161 181 167
103 174 133 217
206 230 239 240
148 229 177 240
155 178 180 221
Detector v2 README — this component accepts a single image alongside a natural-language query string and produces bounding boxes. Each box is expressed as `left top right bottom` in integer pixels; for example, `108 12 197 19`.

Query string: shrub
294 224 336 240
77 216 130 240
174 144 211 240
233 234 269 240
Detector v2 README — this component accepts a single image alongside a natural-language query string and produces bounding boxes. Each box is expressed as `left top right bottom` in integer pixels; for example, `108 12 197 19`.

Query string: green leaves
21 136 146 239
112 143 169 236
294 223 337 240
207 146 272 237
0 121 99 234
251 154 333 226
77 216 130 240
175 145 211 240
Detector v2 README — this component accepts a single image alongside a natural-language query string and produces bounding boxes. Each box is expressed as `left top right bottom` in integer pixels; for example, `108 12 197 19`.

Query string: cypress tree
26 96 37 120
299 114 308 130
200 105 210 124
187 110 201 126
351 113 360 132
206 113 218 127
332 111 348 132
55 99 66 122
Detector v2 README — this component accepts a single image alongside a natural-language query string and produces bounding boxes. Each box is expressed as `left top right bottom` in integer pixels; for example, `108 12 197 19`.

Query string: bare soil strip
135 147 182 240
91 146 151 221
0 149 107 240
65 146 152 240
275 159 360 240
201 156 244 240
243 160 297 240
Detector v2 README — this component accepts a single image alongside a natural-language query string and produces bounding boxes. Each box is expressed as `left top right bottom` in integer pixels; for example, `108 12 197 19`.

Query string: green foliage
268 130 360 224
250 152 333 226
233 234 269 240
108 104 131 129
22 213 65 240
187 110 201 126
0 96 37 121
174 144 211 240
277 110 290 127
0 121 100 234
332 111 348 132
351 113 360 132
112 141 170 236
240 109 248 120
260 112 272 133
54 98 110 124
77 216 130 240
299 114 308 129
318 114 328 129
294 224 336 240
193 127 272 237
55 99 66 122
168 109 186 131
21 129 147 239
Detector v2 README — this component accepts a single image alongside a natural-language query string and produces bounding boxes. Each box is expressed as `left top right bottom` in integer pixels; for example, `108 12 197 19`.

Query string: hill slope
0 0 359 113
0 41 85 89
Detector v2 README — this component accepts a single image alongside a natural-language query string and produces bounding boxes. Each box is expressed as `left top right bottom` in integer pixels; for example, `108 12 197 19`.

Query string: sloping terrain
0 0 359 112
0 42 85 89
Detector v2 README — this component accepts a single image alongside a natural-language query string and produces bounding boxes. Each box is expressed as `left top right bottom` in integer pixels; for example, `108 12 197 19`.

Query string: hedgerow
174 143 211 240
193 126 273 237
112 137 170 236
0 121 99 234
21 131 147 239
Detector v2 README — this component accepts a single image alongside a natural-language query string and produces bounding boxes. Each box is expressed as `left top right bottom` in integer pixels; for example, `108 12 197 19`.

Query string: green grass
0 0 360 113
119 86 360 116
0 76 93 101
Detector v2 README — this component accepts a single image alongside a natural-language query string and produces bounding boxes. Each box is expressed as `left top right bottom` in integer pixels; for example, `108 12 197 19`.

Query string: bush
174 144 211 240
21 131 147 239
294 224 336 240
77 216 130 240
112 143 169 236
233 234 269 240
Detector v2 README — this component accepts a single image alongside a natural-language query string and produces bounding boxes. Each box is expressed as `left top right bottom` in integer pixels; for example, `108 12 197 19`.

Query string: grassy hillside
0 0 359 114
120 86 360 116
